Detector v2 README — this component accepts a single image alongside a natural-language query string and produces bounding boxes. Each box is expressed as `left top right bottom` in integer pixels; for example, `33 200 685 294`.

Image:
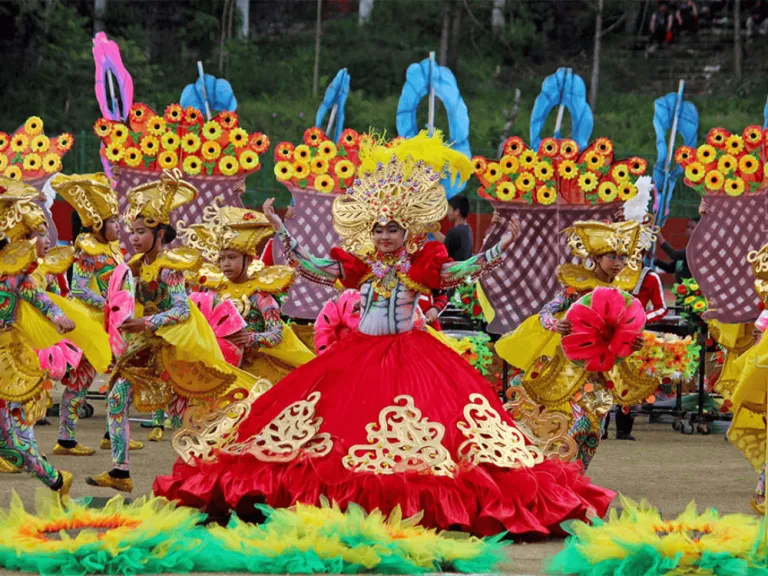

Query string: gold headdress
0 176 47 241
748 245 768 305
179 196 274 260
50 172 118 231
331 131 473 254
126 168 197 227
564 220 643 270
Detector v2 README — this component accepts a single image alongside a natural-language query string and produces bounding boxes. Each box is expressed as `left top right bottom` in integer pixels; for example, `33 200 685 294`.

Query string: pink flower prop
561 286 646 372
314 290 361 354
105 263 135 357
190 291 247 366
37 340 82 380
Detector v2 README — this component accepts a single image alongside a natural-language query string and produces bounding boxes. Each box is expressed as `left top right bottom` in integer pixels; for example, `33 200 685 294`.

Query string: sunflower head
274 161 294 181
503 136 525 156
334 159 355 180
313 174 335 193
218 155 239 176
560 139 579 159
249 133 269 154
292 161 310 180
275 142 294 162
500 155 519 175
239 150 260 171
472 157 487 175
496 181 516 202
540 138 558 158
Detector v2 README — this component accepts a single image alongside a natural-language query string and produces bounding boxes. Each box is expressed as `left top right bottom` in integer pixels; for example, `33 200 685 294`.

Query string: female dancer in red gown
154 134 614 537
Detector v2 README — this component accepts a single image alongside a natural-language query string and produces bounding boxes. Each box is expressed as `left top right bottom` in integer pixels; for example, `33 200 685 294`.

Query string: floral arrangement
453 332 494 375
633 332 700 384
272 127 367 194
452 281 485 322
472 136 647 205
0 117 73 181
93 103 268 177
674 277 708 331
676 126 766 197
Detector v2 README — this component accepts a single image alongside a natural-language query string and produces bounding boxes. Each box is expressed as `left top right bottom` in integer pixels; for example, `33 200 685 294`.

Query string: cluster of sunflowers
0 117 73 181
472 136 647 205
272 127 369 194
634 332 700 383
676 126 766 197
674 277 709 332
93 103 268 178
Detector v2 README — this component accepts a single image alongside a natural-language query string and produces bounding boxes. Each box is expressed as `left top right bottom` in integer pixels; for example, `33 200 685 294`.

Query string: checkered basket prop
113 167 247 246
687 191 768 323
479 201 616 334
272 186 341 320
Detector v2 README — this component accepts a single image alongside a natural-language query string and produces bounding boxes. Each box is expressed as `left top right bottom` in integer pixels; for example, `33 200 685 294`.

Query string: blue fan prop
180 74 237 114
529 68 593 152
396 58 471 199
315 69 351 144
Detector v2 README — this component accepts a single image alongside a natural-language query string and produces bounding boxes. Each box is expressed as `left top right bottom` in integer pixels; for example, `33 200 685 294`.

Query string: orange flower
539 138 558 158
304 127 326 147
183 107 202 126
218 111 239 130
743 125 763 148
706 128 729 149
164 104 183 124
628 157 647 175
129 103 149 124
559 139 579 160
56 133 73 152
93 119 111 138
275 142 294 162
340 128 359 149
674 147 695 167
472 156 487 175
0 132 9 152
594 137 614 156
503 136 525 157
249 133 270 154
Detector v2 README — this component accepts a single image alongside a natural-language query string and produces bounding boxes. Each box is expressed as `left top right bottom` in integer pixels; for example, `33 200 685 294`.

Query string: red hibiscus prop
561 286 646 372
314 290 361 354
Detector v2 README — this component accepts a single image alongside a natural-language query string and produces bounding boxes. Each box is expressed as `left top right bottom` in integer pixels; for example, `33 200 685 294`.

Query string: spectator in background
675 0 699 34
433 195 473 261
655 215 699 283
747 0 768 37
649 1 675 49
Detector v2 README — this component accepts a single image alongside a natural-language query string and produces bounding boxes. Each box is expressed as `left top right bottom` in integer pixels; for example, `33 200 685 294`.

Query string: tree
359 0 374 26
734 0 742 80
589 0 604 111
491 0 505 34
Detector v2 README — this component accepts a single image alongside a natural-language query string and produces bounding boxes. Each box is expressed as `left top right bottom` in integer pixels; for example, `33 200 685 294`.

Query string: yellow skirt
727 341 767 470
709 320 756 398
241 323 315 384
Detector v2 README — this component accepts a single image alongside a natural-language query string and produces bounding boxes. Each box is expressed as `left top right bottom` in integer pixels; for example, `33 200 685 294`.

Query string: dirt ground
0 406 756 576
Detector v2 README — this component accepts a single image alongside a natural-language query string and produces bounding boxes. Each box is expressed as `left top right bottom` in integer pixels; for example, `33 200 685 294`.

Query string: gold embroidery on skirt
343 395 456 476
457 394 544 469
0 331 47 402
224 391 332 462
504 386 577 462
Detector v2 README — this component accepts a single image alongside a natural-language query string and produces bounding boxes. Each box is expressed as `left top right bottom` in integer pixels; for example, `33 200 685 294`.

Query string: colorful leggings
58 360 97 442
151 396 187 430
106 379 188 471
568 402 608 470
0 403 59 487
757 465 766 499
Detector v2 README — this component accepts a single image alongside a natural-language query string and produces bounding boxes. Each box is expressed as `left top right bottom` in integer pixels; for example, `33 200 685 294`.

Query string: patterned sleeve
70 255 106 309
18 275 66 322
277 228 342 286
244 293 284 351
144 269 191 331
539 289 578 331
45 273 62 296
439 242 504 288
431 290 449 312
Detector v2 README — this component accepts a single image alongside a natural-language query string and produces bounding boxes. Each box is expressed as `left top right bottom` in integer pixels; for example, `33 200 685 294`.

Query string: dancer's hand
491 211 501 225
613 206 625 222
227 330 252 347
234 180 246 196
499 217 521 251
698 201 709 217
553 319 572 336
120 318 147 334
263 198 284 232
54 317 75 334
285 206 296 220
425 307 439 323
631 334 645 351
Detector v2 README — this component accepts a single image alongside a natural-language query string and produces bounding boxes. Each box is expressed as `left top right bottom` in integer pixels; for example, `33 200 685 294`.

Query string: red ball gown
154 232 614 537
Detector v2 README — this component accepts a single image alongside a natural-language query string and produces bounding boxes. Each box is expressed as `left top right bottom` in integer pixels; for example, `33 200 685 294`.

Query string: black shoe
616 434 636 441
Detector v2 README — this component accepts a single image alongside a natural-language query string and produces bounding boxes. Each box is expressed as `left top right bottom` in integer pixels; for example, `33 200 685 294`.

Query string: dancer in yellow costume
726 244 768 513
49 173 146 455
0 178 111 492
496 219 658 469
85 169 257 492
168 198 314 436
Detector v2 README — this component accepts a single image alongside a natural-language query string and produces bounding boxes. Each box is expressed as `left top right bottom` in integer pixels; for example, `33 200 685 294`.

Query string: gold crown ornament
748 245 768 304
0 176 47 241
564 220 643 268
331 131 472 255
50 173 119 231
179 196 274 260
125 168 197 227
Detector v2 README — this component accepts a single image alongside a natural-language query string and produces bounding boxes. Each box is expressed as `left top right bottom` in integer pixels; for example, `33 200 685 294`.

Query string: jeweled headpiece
331 131 472 254
0 176 47 241
125 168 197 227
748 245 768 305
50 172 118 231
179 196 274 260
564 220 643 270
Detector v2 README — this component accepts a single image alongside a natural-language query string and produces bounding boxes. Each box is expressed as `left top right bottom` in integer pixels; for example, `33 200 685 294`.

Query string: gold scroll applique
503 386 577 462
342 395 456 476
172 385 266 465
223 391 332 462
457 394 544 469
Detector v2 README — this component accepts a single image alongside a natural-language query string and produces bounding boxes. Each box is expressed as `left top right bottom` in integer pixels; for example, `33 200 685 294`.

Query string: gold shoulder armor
0 241 37 276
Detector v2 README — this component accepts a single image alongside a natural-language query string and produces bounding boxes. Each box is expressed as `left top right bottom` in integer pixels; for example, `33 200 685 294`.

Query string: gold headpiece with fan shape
0 176 47 241
126 168 197 227
331 131 472 255
50 172 118 231
748 244 768 304
564 220 643 270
